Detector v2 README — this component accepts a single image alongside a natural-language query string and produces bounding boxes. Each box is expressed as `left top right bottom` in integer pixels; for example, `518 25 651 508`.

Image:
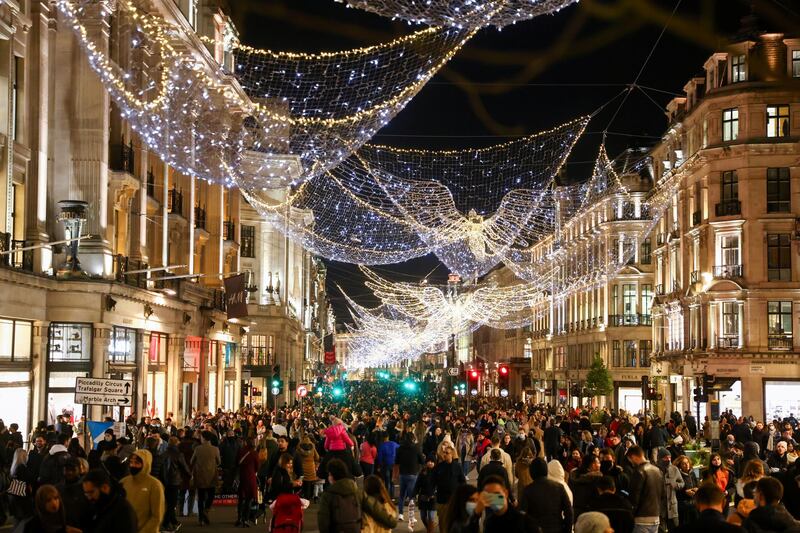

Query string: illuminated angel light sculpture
335 0 579 29
57 0 478 187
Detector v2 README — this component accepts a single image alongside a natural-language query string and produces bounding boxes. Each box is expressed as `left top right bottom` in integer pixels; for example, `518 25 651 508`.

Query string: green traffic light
332 386 344 398
272 379 279 387
402 380 418 393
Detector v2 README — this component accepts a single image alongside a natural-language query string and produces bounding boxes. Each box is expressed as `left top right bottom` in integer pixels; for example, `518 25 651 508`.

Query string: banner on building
324 333 335 365
223 273 249 320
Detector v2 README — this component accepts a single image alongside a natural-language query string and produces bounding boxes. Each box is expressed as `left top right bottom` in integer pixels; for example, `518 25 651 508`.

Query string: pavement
178 497 428 533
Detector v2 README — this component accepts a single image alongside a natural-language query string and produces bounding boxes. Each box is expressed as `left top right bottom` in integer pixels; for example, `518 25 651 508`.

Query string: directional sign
75 377 133 407
447 367 459 376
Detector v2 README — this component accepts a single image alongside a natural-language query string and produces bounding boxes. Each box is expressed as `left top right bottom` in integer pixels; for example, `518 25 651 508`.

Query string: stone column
31 320 49 429
167 334 185 424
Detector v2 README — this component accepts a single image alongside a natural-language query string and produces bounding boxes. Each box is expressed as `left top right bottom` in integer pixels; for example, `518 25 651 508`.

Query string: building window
243 334 272 366
768 301 792 335
732 54 746 82
721 302 739 338
767 105 790 138
640 238 652 264
767 234 792 281
639 340 652 367
624 340 637 367
722 108 739 142
241 225 256 258
767 168 791 213
721 170 738 202
148 332 168 365
720 234 740 266
555 346 567 369
794 50 800 78
641 284 653 317
49 323 92 362
623 284 637 320
0 318 32 362
109 327 137 364
612 340 621 368
611 285 618 316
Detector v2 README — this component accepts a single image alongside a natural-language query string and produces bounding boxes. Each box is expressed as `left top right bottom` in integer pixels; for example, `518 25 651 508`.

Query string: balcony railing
224 220 236 241
670 280 681 293
655 284 665 295
608 314 653 327
0 233 34 272
768 335 793 350
690 270 700 284
146 169 155 198
609 204 650 222
717 336 740 349
243 347 272 366
692 211 701 226
109 139 135 174
194 206 207 230
715 199 741 217
114 255 149 289
168 188 183 215
713 264 743 279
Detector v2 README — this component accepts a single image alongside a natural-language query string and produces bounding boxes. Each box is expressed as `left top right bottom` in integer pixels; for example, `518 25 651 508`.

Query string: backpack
330 490 362 533
271 493 303 533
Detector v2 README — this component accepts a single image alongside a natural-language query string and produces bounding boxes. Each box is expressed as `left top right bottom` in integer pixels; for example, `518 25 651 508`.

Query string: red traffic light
499 366 509 375
469 370 479 379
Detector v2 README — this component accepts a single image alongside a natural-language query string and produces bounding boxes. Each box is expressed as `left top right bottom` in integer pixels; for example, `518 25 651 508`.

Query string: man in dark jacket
432 444 466 529
626 445 664 532
81 468 138 533
674 483 744 533
743 477 800 533
38 432 70 485
56 457 87 529
396 433 425 520
543 418 563 460
520 458 573 533
478 448 511 491
318 459 397 533
588 475 634 533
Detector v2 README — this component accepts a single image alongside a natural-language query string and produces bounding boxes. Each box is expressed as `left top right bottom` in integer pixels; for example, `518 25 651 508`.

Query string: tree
585 354 614 400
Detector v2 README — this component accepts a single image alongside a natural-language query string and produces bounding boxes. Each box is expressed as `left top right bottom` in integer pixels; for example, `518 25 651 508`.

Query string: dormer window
732 54 746 83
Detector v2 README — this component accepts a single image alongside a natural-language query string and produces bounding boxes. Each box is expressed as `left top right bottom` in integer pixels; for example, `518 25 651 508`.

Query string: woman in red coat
236 437 260 527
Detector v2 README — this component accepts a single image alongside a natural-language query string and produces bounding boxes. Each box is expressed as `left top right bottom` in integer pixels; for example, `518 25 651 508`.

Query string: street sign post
75 377 133 406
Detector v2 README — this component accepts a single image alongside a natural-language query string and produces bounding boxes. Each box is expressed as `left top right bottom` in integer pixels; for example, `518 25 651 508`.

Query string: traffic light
402 379 418 393
498 364 509 392
693 387 708 403
646 386 663 401
377 370 391 380
702 373 715 393
468 369 479 382
332 385 344 399
272 365 283 394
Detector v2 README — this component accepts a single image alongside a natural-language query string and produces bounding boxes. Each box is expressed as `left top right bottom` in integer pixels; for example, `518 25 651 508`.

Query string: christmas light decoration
57 0 479 188
335 0 579 29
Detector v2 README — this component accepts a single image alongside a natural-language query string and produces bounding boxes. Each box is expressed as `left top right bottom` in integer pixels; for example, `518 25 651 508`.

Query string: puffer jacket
628 461 664 520
294 442 320 481
324 423 354 452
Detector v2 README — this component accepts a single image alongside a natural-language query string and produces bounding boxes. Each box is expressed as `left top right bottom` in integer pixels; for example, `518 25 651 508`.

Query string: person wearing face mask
655 448 684 531
14 484 82 533
445 484 481 533
81 468 137 533
480 477 539 533
766 423 780 455
768 441 790 473
456 427 475 479
599 448 629 494
120 449 165 533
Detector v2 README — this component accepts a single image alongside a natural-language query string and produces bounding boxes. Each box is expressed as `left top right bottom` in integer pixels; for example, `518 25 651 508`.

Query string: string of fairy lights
58 0 685 369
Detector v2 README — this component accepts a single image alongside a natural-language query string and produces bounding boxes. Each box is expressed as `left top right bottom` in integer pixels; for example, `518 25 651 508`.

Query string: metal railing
109 139 135 174
608 314 653 327
655 284 665 295
713 264 743 279
0 233 34 272
715 199 741 217
194 206 207 230
211 289 226 311
690 270 700 284
243 348 272 366
113 255 149 288
609 204 650 221
717 336 740 349
768 335 793 350
656 233 668 246
224 220 236 241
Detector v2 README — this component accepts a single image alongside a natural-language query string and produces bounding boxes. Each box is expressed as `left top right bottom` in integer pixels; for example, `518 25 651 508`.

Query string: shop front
0 317 33 437
108 326 139 421
182 336 201 420
763 379 800 422
46 323 92 426
615 381 644 415
145 331 168 419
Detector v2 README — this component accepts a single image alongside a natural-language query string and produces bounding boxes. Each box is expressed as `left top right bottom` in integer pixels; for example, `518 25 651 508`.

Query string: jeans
398 474 417 514
360 462 374 476
461 459 472 479
633 523 659 533
382 465 394 497
196 487 215 523
162 485 179 528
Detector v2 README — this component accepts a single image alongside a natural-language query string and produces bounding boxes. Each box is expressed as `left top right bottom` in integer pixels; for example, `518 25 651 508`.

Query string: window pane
49 323 92 362
0 319 13 359
13 321 31 361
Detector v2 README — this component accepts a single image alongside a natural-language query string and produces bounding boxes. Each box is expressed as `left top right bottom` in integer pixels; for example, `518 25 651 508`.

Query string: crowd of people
0 380 799 533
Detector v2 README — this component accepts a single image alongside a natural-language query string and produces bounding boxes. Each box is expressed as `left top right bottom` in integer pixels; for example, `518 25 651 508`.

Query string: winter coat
569 470 604 517
362 500 397 533
120 449 165 533
360 442 377 465
743 503 800 533
661 463 684 522
478 460 511 491
432 460 466 504
412 470 437 510
377 440 400 467
317 478 397 533
520 477 573 533
628 461 665 519
294 443 320 481
161 444 191 487
80 482 138 533
324 423 354 452
190 441 221 489
479 446 514 483
396 442 425 476
457 432 474 462
236 445 260 500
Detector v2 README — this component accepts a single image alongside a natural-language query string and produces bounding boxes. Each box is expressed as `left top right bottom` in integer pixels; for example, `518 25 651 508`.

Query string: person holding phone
480 476 539 533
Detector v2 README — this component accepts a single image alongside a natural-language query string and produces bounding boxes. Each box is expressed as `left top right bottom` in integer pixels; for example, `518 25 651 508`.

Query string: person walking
120 449 165 533
625 445 665 533
396 432 424 520
81 468 138 533
190 430 221 526
160 436 191 532
318 459 397 533
294 434 321 500
432 444 466 532
376 433 400 497
519 457 573 533
14 484 81 533
235 437 259 527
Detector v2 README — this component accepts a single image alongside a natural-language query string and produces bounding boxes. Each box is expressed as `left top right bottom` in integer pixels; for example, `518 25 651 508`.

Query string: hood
328 478 359 497
132 449 153 477
49 444 68 455
548 459 566 482
297 443 314 456
743 441 761 458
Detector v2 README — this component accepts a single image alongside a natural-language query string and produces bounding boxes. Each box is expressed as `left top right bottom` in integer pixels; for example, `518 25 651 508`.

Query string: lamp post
57 200 89 279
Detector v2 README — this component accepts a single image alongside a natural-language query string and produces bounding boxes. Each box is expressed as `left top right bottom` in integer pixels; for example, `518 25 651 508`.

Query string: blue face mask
465 502 478 516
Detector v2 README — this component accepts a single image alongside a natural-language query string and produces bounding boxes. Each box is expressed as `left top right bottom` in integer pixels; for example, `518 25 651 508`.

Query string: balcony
609 204 650 222
690 270 700 284
194 206 207 230
768 335 793 350
168 188 183 215
670 280 681 293
243 347 272 367
655 284 665 295
608 314 652 327
656 233 668 246
715 199 741 217
692 211 701 226
0 233 34 272
113 255 149 289
109 139 135 174
146 169 156 198
224 220 236 241
713 264 743 279
717 336 740 349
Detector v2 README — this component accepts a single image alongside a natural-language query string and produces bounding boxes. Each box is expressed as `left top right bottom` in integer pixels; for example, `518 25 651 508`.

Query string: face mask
129 466 143 476
465 502 477 516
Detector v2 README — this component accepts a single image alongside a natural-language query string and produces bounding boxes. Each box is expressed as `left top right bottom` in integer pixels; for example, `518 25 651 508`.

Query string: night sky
227 0 800 324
